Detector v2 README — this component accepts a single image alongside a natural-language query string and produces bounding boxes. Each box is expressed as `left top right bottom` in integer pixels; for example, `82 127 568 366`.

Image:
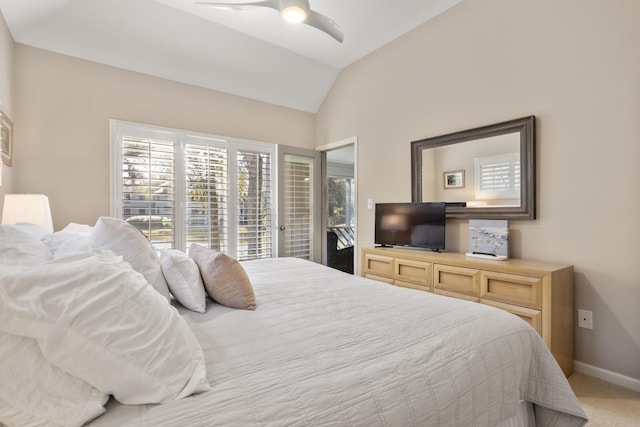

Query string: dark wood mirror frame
411 116 536 219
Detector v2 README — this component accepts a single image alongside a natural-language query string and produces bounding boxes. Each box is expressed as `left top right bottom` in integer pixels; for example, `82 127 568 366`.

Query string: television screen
374 202 446 251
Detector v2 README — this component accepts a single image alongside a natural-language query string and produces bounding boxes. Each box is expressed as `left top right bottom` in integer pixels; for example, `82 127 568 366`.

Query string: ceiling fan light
281 6 307 23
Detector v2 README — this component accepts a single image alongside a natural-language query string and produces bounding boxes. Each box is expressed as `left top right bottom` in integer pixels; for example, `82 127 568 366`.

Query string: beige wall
14 45 315 230
316 0 640 380
0 10 14 206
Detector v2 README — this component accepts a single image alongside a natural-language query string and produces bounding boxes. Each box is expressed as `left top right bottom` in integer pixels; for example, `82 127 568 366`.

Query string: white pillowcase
59 222 93 235
0 225 51 267
0 331 108 427
91 216 171 301
42 223 96 257
10 222 51 239
160 249 207 313
0 249 211 405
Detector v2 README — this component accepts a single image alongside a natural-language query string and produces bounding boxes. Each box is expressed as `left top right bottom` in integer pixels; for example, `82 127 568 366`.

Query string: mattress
89 257 587 426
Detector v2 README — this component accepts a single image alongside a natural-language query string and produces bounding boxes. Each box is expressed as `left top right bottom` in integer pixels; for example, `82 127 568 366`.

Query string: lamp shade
2 194 54 233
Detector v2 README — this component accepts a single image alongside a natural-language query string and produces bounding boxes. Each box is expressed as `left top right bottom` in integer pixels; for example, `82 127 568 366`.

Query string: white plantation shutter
283 154 313 259
119 132 175 249
112 122 275 259
237 148 273 261
184 140 229 253
475 153 520 200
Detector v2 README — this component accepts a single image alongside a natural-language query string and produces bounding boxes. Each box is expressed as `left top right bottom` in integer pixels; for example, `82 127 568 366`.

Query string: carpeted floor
568 372 640 426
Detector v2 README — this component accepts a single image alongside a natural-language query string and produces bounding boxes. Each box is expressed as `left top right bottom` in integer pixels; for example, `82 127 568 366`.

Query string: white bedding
88 257 587 427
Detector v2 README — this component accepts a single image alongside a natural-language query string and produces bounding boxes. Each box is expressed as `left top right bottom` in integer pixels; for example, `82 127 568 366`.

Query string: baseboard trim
574 360 640 392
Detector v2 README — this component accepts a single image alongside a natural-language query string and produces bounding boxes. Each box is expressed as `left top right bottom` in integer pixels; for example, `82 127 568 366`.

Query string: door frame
317 136 358 274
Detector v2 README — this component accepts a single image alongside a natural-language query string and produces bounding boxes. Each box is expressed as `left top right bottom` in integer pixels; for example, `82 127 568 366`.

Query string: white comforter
89 257 587 427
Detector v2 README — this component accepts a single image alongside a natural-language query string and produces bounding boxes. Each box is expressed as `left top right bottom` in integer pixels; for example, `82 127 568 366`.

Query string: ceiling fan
196 0 344 42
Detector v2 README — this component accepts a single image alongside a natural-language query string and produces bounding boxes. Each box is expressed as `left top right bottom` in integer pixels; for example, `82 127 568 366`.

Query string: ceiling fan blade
196 1 280 12
305 9 343 43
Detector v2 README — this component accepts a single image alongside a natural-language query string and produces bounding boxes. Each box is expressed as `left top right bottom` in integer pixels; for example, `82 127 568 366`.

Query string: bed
0 220 588 427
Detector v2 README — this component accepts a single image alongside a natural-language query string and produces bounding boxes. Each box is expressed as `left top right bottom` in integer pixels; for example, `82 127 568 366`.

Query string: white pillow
59 222 93 235
0 225 51 267
0 249 211 405
160 249 207 313
91 216 171 301
42 222 93 252
11 222 50 239
0 331 108 427
42 226 97 257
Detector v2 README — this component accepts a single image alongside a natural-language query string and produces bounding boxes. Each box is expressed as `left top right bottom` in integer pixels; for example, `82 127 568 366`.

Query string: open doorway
324 143 356 274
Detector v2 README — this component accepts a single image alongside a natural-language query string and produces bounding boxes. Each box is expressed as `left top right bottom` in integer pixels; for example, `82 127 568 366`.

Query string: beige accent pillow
188 244 256 310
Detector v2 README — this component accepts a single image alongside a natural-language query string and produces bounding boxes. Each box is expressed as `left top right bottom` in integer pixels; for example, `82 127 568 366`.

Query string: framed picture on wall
1 111 13 167
443 169 465 189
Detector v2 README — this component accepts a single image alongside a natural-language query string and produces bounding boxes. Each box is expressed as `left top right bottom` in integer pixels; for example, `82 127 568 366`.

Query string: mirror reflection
411 116 535 219
422 132 520 206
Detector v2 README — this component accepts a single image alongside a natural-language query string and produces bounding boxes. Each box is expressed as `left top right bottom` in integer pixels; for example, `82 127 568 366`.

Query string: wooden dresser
361 247 575 376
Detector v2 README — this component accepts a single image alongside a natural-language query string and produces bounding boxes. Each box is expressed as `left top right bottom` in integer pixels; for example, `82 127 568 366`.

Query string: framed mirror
411 116 535 219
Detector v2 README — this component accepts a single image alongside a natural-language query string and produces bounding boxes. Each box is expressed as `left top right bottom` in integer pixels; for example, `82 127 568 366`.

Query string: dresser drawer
434 264 481 297
435 288 480 302
395 279 431 293
363 253 394 277
364 273 394 285
482 299 543 336
395 259 432 286
481 271 542 310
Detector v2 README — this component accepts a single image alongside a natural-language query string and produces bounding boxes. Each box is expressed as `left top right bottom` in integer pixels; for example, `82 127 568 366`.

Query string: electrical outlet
577 309 593 330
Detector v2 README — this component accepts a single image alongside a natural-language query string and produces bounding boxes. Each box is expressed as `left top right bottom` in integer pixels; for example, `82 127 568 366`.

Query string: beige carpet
568 372 640 426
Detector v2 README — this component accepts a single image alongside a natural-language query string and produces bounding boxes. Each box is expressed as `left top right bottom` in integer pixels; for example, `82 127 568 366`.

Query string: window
119 128 176 249
474 152 520 200
327 176 355 250
112 121 275 260
184 138 228 254
327 177 355 228
326 158 355 250
236 149 273 260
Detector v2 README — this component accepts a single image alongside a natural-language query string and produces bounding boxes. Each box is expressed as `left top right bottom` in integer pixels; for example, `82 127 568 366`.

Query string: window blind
113 122 276 259
120 135 175 249
237 149 273 261
283 154 313 259
184 142 228 253
475 153 520 200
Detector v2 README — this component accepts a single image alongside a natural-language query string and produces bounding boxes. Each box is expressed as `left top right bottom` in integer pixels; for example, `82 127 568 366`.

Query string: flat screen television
374 202 446 252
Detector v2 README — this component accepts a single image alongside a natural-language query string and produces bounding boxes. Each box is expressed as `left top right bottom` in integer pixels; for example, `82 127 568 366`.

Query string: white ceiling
0 0 462 113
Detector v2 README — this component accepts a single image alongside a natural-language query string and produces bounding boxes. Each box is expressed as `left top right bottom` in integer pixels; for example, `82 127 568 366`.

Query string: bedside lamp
1 194 54 233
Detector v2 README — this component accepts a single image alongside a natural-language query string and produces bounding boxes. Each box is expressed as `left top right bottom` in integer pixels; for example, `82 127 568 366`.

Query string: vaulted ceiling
0 0 462 112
